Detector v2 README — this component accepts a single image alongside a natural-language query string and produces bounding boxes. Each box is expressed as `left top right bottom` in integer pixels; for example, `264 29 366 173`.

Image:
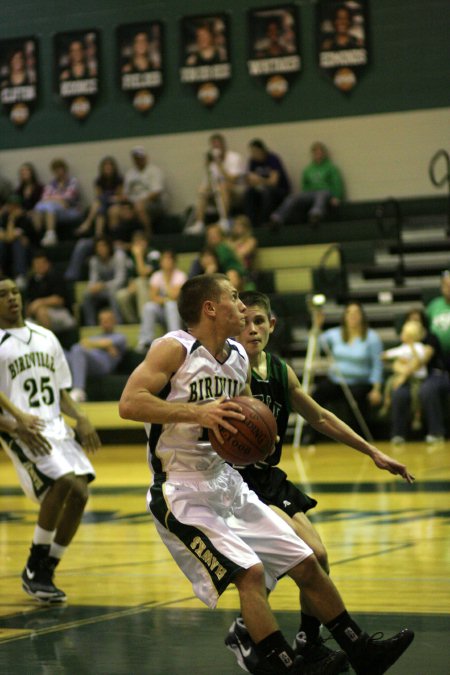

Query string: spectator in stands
244 139 290 228
15 162 43 212
25 250 77 335
81 236 127 326
380 319 428 441
116 230 161 324
0 172 12 207
76 156 123 237
426 271 450 371
136 250 186 353
184 133 246 235
303 301 383 443
203 223 245 291
32 158 82 247
188 247 221 278
404 307 450 445
64 199 142 283
270 142 344 228
68 308 127 402
0 194 33 288
227 214 258 275
122 146 166 235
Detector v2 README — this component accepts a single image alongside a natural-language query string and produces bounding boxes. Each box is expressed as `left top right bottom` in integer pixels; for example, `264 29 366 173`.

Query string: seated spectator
270 142 344 228
32 158 82 246
0 172 12 208
380 319 429 438
244 139 290 228
426 270 450 371
68 308 127 402
184 133 246 235
64 200 142 283
0 194 35 288
121 146 166 235
303 301 382 443
136 250 186 353
203 223 246 291
404 308 449 446
15 162 43 212
76 156 124 237
25 250 77 334
81 236 128 325
227 214 258 274
116 230 161 323
188 247 221 278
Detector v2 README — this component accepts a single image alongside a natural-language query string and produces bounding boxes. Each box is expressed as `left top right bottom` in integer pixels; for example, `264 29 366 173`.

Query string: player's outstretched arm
119 338 245 435
287 365 415 484
60 389 101 454
0 392 51 455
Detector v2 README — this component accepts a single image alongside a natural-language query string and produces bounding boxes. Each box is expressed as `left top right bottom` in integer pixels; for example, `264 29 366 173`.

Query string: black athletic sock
325 610 362 655
255 630 296 673
299 611 321 643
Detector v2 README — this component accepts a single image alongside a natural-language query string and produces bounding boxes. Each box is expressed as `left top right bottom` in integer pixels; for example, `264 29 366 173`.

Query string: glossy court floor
0 439 449 674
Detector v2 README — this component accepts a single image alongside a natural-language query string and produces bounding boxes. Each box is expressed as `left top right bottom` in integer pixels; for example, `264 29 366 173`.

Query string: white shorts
1 433 95 504
148 463 312 608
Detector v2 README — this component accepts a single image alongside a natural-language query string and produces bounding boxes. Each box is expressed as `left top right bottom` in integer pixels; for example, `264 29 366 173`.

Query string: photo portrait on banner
117 21 163 114
247 5 301 100
317 0 369 92
179 14 231 107
54 30 99 120
0 37 38 126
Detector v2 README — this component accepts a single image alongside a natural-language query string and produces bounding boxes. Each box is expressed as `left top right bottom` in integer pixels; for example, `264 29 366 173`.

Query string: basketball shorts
148 463 313 609
236 464 317 518
0 432 95 504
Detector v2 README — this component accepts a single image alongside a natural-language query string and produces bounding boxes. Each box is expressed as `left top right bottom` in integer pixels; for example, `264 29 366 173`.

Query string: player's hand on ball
197 396 245 444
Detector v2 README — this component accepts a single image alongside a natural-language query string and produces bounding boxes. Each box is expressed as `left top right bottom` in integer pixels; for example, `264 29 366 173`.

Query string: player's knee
68 477 89 507
290 553 325 588
314 544 330 575
235 563 266 594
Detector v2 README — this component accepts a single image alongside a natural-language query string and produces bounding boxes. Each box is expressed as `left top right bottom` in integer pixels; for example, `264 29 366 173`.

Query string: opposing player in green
226 290 413 674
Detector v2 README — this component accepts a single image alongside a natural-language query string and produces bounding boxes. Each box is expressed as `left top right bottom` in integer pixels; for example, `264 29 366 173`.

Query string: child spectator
380 320 428 436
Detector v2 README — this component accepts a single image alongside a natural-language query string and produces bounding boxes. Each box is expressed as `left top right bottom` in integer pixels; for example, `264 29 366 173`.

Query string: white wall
0 107 448 212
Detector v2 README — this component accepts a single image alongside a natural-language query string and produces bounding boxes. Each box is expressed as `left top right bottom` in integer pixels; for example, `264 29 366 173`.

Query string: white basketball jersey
0 321 73 440
146 330 249 476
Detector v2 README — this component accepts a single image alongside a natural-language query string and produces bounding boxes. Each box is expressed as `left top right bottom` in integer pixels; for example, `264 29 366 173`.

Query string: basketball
208 396 277 465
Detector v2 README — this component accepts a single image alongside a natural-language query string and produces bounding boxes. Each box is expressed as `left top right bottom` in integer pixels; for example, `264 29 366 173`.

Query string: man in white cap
123 146 166 235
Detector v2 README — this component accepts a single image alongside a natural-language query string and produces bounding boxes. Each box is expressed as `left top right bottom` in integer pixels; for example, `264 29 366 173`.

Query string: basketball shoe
226 618 348 675
22 544 66 603
293 632 349 672
348 629 414 674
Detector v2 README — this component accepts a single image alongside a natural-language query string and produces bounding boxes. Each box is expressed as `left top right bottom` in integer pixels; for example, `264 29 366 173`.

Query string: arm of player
60 389 101 454
0 392 51 456
119 337 245 441
286 364 415 483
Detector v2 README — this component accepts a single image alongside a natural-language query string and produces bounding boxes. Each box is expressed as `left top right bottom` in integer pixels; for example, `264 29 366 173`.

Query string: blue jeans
272 190 332 225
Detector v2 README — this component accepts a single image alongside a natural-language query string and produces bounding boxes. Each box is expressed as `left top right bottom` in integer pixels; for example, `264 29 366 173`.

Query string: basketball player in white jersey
119 273 414 675
0 276 100 603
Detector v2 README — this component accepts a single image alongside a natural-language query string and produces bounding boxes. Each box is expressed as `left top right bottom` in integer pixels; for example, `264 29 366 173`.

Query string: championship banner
54 30 99 120
317 1 369 93
0 37 38 127
179 14 231 107
247 5 301 100
117 21 163 114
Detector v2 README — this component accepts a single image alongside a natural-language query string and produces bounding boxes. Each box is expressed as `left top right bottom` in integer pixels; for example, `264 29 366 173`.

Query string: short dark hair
178 273 227 326
239 290 272 317
249 139 267 153
32 249 49 261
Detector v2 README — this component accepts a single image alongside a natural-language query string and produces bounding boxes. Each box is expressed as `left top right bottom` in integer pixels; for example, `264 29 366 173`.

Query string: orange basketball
208 396 277 465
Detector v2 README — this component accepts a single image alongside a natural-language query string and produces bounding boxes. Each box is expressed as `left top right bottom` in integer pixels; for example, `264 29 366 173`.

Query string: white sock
33 525 55 546
50 542 68 560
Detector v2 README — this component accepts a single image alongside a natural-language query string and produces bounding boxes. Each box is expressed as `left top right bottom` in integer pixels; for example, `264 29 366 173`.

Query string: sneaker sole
355 630 415 675
225 640 251 673
22 582 67 603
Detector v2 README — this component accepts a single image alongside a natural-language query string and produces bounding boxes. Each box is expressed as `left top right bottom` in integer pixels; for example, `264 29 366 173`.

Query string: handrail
429 149 450 234
375 197 404 286
316 242 348 299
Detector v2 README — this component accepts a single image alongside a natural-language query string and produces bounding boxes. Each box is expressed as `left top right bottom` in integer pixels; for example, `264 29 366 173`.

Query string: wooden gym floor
0 440 449 674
